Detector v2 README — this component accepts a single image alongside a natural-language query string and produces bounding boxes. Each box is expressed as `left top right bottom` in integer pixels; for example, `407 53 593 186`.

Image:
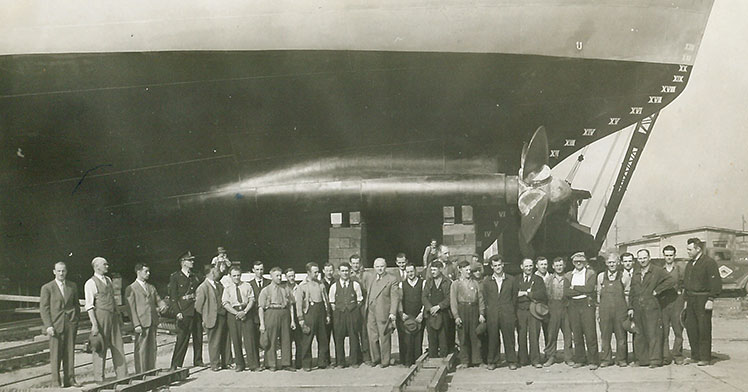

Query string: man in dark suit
40 261 80 387
516 258 547 368
126 263 166 373
683 238 722 366
248 261 270 368
349 254 372 365
630 249 675 368
196 265 228 371
482 255 518 370
169 251 204 370
321 263 336 366
422 260 451 359
366 257 399 367
398 263 424 367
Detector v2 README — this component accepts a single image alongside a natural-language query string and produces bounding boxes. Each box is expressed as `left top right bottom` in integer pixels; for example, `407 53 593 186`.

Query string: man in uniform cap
564 252 599 369
683 238 721 366
169 251 204 370
85 257 129 381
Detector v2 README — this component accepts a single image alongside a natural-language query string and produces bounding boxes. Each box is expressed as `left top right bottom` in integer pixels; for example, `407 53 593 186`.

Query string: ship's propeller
518 126 572 250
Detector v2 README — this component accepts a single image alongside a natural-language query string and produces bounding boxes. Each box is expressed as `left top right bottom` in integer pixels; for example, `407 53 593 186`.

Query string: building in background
618 226 748 258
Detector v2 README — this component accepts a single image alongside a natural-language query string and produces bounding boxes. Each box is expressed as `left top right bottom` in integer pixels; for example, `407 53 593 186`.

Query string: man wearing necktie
169 251 204 370
366 258 399 367
126 263 166 373
564 252 599 369
516 258 547 368
85 257 128 382
248 261 270 368
393 253 408 364
40 262 80 387
328 262 364 368
222 265 258 371
196 265 228 371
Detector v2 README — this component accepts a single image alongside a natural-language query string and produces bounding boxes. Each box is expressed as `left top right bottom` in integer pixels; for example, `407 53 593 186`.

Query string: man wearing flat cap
169 251 204 370
85 257 128 382
422 260 451 359
564 252 599 369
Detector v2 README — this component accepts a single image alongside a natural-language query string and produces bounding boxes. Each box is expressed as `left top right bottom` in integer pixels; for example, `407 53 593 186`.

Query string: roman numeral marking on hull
684 43 695 51
550 150 560 158
583 128 596 136
661 86 676 93
682 54 692 62
498 211 506 218
609 118 620 125
630 107 643 115
673 75 684 82
679 65 689 72
648 96 662 104
564 139 576 147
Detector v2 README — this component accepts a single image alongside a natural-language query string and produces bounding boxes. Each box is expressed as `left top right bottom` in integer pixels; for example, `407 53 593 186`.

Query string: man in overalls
597 254 628 367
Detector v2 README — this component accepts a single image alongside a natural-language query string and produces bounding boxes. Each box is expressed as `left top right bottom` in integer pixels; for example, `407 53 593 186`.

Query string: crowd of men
38 238 722 387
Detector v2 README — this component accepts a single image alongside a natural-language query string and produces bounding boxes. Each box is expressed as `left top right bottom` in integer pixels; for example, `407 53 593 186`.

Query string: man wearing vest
349 254 372 365
196 265 228 371
295 262 332 371
543 257 573 367
630 249 675 368
248 261 270 369
126 263 166 373
597 254 628 367
169 251 204 370
516 258 547 368
329 262 364 368
564 252 599 369
683 238 721 366
422 260 451 358
259 267 297 371
661 245 686 365
40 262 81 387
398 263 425 367
85 257 128 382
482 255 518 370
222 265 259 371
366 257 399 367
284 268 303 369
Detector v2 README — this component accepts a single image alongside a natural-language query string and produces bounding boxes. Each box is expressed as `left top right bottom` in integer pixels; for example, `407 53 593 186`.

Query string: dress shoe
235 366 245 372
589 364 599 370
456 364 468 369
352 364 360 369
211 366 221 372
572 363 585 369
194 361 206 367
683 358 696 365
674 358 685 365
533 363 543 369
284 367 296 372
486 364 496 370
508 363 518 370
663 359 672 365
648 363 660 369
543 359 555 367
303 367 312 372
380 363 389 368
617 362 628 367
600 361 611 368
697 361 709 366
565 361 575 367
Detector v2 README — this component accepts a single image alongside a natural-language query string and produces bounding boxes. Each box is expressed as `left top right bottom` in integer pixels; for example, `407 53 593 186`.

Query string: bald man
365 258 399 367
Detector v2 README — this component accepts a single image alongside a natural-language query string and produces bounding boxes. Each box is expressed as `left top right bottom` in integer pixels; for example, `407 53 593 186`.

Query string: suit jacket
630 265 675 311
125 280 162 329
248 278 271 323
482 274 518 319
169 270 201 318
517 274 548 310
40 280 80 333
195 279 221 329
683 254 722 299
365 272 399 321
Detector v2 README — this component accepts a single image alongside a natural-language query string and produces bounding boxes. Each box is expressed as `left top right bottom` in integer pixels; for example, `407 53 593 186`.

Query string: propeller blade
521 126 549 183
519 188 549 243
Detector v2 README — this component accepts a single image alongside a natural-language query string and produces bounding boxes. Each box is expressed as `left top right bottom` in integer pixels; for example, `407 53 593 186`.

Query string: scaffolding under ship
0 0 714 288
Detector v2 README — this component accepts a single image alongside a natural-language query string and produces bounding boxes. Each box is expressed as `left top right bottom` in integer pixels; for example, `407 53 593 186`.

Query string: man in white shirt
329 262 364 368
222 266 258 372
85 257 128 382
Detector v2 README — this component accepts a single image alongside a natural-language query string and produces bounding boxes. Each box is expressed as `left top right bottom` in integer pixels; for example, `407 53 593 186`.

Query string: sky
554 0 748 246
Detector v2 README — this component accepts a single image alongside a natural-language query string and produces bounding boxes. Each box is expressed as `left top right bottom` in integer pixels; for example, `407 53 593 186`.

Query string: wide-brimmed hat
89 333 105 355
427 313 443 330
301 323 311 335
622 318 640 334
530 302 550 320
475 321 487 335
259 330 271 350
403 318 419 334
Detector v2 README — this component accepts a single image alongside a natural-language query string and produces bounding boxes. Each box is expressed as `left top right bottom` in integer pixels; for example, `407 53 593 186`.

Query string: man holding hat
422 260 451 359
630 249 675 368
328 262 364 368
398 263 425 367
683 238 722 366
169 251 204 370
295 262 332 371
40 261 80 387
222 265 259 371
85 257 128 382
564 252 599 369
597 254 628 367
450 260 485 369
516 258 547 368
195 265 228 371
259 267 297 371
482 255 518 370
366 257 399 368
